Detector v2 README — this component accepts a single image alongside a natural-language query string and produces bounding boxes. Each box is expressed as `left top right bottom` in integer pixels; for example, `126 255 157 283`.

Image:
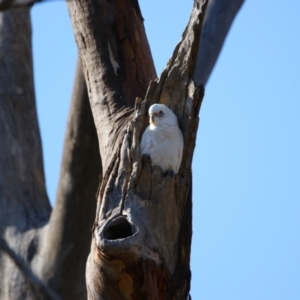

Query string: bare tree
0 0 243 299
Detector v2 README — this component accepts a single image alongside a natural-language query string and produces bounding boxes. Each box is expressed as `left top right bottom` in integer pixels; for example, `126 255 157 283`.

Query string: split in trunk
67 0 207 298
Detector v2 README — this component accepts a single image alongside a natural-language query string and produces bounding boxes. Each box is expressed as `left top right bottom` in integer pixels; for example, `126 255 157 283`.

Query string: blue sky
31 1 300 299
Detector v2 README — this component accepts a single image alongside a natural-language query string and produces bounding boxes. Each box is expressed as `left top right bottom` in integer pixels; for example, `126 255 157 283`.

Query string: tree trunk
32 59 102 299
67 0 157 172
67 0 207 298
0 0 244 299
0 7 51 299
0 8 101 300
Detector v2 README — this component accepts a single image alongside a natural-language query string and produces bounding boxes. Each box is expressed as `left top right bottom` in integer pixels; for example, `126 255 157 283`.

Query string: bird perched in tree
140 104 184 174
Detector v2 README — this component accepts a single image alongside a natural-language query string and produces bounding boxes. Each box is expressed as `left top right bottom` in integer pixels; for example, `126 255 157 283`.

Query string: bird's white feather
140 104 183 174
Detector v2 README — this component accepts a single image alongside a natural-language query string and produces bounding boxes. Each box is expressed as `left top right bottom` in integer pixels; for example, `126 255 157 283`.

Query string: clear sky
31 1 300 299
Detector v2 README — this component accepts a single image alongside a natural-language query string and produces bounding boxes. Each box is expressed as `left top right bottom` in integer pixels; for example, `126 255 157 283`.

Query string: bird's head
148 104 178 128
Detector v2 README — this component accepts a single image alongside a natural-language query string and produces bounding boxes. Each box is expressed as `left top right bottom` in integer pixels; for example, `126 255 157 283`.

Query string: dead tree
66 0 206 298
0 0 243 299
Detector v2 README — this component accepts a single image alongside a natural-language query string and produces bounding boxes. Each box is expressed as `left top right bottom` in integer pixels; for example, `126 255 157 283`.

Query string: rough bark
67 0 157 173
0 237 59 300
0 0 36 11
0 7 51 299
194 0 244 85
68 0 207 298
0 8 101 300
32 60 102 299
0 0 245 299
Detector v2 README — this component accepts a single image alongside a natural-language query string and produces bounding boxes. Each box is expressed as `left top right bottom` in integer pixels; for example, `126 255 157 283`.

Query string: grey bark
67 0 157 173
68 0 207 298
0 237 59 300
0 7 51 299
33 59 102 299
195 0 244 85
0 0 244 299
0 0 36 11
0 7 101 300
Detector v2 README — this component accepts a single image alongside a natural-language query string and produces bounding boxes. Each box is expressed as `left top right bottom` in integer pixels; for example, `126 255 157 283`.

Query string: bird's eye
159 110 164 117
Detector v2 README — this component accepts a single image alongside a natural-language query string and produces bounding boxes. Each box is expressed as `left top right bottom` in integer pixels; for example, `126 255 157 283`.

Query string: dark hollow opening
103 218 134 240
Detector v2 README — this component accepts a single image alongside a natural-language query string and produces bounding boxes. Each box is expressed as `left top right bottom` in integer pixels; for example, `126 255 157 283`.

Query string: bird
140 104 184 174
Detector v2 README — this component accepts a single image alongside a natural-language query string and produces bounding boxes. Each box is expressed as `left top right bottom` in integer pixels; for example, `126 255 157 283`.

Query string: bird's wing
140 126 153 154
174 128 184 173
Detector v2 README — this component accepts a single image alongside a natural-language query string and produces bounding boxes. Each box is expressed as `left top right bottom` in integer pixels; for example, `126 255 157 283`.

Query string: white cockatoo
140 104 184 174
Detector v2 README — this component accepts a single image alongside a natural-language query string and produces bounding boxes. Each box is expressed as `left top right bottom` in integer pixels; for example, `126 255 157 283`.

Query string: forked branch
80 1 208 299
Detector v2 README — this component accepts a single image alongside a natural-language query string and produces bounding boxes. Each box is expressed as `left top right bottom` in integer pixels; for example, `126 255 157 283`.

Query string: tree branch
194 0 244 85
34 59 101 299
0 7 51 298
84 0 208 298
0 0 244 299
0 0 37 11
0 8 50 231
67 0 156 171
0 237 59 300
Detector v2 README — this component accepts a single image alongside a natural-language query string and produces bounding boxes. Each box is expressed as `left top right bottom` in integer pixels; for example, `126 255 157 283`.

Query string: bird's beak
150 115 155 124
150 112 160 124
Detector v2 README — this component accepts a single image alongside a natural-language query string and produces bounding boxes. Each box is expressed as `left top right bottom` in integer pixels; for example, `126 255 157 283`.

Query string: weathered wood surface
67 0 156 173
68 0 207 298
0 7 51 299
32 60 102 299
195 0 244 85
0 8 101 300
0 0 245 298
